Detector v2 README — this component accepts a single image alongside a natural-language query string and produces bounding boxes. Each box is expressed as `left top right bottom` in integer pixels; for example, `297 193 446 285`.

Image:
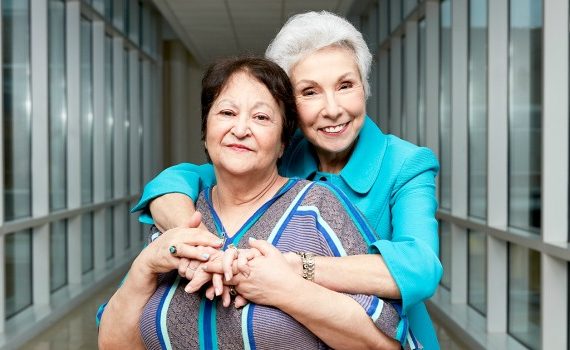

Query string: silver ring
229 286 237 297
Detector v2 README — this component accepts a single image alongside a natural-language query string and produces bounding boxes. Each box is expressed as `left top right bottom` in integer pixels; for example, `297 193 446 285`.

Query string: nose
231 115 251 138
323 91 341 119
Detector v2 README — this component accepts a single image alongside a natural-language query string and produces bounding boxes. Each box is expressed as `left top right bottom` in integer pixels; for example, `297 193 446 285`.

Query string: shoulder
384 136 440 180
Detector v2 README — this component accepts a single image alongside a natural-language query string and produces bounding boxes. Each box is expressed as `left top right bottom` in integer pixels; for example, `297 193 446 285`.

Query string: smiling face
290 46 366 172
205 71 285 178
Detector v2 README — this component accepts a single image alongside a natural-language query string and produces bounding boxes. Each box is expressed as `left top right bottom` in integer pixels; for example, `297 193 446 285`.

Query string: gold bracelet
296 252 315 281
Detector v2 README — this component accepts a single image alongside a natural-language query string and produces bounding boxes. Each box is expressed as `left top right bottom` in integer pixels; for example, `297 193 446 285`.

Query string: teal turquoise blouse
133 116 442 349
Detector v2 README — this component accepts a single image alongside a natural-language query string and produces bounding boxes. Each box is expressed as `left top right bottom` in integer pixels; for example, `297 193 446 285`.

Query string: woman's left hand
230 238 303 307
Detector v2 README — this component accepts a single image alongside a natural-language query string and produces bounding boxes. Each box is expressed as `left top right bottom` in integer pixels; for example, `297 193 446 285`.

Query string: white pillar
486 0 509 333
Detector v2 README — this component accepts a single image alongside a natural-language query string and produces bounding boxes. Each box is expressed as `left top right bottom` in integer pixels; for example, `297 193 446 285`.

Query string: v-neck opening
205 178 299 249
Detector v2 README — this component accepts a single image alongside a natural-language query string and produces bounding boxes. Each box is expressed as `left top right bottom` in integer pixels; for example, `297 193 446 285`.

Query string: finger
212 273 223 296
202 256 224 274
184 260 201 280
205 285 216 300
247 237 277 256
185 269 213 293
178 258 191 277
222 247 238 281
236 253 250 277
222 286 231 307
172 244 211 261
234 295 248 309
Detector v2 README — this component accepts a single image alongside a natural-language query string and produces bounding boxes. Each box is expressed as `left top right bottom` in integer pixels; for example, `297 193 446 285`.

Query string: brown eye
254 114 269 121
302 88 317 96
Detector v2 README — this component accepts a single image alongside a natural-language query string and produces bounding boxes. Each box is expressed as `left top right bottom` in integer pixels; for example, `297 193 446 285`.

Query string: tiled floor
20 278 466 350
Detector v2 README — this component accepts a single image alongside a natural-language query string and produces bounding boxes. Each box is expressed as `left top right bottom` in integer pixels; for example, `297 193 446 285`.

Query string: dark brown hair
201 56 298 154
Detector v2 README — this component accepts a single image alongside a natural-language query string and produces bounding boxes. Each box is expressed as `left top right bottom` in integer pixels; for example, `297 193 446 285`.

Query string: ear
278 143 285 158
204 140 208 150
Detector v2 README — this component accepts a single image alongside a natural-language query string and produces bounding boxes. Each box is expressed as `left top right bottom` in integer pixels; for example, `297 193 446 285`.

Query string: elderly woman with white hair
133 11 442 349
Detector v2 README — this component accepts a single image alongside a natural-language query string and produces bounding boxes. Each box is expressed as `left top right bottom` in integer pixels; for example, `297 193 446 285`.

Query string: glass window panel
468 0 488 219
439 221 452 289
439 0 452 210
508 0 542 232
82 212 94 274
401 35 407 138
113 0 124 32
366 58 378 119
105 36 114 200
104 0 112 21
139 59 144 187
138 1 144 47
123 0 130 37
149 10 158 57
2 0 32 221
128 0 139 43
379 0 389 42
5 230 33 318
142 4 150 52
404 0 417 16
125 207 130 249
50 220 68 292
106 208 114 260
124 49 130 193
508 245 541 349
468 230 486 315
49 0 67 212
81 18 94 204
390 0 401 32
418 19 427 146
92 0 104 14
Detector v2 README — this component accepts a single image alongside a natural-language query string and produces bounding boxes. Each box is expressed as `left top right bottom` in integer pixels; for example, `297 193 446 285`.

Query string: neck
316 145 354 174
213 168 285 209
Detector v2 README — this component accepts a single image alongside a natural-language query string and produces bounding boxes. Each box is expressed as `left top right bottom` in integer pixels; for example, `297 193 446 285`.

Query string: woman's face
205 71 285 177
290 46 366 167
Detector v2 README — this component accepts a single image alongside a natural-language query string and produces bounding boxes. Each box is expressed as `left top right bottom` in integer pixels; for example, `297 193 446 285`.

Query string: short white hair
265 11 373 97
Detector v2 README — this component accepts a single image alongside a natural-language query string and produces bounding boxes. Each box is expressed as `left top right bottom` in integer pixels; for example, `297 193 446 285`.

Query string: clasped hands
143 212 301 309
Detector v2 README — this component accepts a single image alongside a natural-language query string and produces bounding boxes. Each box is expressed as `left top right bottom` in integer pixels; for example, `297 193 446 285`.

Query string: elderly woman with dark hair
97 56 413 349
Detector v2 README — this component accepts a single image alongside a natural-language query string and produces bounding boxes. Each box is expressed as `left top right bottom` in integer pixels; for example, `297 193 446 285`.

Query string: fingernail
248 237 256 242
202 265 208 271
201 253 210 259
215 288 222 296
185 284 192 293
225 273 231 281
217 239 224 246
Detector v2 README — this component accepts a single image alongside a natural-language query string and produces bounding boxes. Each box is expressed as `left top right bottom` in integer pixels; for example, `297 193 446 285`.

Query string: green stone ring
169 245 177 255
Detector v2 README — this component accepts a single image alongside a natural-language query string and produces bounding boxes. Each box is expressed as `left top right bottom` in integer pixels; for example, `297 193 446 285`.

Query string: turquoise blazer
133 116 442 349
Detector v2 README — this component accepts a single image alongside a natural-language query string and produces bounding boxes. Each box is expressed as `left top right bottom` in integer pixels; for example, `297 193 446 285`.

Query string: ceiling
152 0 357 66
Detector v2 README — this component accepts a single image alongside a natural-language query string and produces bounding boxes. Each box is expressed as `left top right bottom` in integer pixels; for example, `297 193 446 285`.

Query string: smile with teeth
321 122 348 134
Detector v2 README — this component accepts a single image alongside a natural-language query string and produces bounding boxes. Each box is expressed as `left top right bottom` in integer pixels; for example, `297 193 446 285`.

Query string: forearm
289 253 400 299
98 259 156 349
277 278 399 350
150 193 204 232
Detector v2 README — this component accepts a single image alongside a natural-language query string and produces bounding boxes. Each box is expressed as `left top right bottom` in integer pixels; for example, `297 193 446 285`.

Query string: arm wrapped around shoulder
371 146 443 312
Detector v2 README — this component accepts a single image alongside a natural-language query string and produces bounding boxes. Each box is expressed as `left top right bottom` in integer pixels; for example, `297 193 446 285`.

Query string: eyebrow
215 99 276 112
294 72 358 86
